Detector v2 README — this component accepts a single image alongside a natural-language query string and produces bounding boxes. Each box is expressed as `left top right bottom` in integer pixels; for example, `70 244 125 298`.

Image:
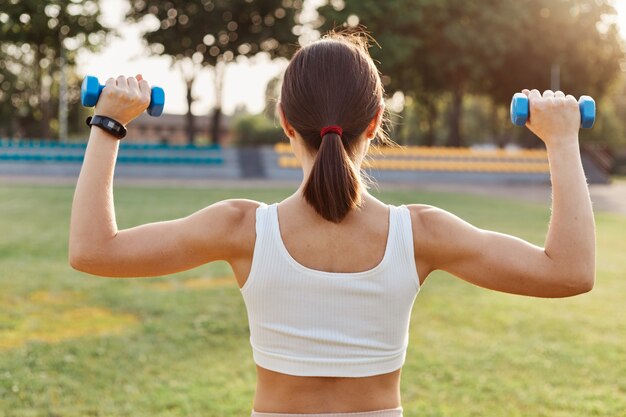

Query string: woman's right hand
522 89 581 148
94 74 151 126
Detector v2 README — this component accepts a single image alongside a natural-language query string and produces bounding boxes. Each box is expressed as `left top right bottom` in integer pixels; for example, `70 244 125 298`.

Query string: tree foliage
127 0 301 144
0 0 108 138
233 111 283 146
318 0 625 147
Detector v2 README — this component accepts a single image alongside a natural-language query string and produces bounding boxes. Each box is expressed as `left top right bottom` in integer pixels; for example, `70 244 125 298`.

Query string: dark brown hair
280 30 389 223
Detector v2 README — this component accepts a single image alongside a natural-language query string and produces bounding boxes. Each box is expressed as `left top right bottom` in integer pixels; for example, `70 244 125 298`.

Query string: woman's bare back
230 194 397 283
228 193 409 413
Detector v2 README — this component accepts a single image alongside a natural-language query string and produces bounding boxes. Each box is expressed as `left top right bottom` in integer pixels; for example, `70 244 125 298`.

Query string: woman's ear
366 103 385 139
277 103 295 138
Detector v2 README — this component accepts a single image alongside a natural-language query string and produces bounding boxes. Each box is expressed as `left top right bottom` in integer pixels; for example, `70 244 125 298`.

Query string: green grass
0 184 624 417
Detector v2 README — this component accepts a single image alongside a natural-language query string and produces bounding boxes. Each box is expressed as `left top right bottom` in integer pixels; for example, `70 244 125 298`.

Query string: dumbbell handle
80 76 165 117
510 93 595 129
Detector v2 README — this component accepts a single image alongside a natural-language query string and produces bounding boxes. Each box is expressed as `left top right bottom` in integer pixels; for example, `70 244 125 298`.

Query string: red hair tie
320 125 343 138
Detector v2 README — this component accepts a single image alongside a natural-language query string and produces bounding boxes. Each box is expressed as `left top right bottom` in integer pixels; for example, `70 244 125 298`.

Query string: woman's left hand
94 74 151 125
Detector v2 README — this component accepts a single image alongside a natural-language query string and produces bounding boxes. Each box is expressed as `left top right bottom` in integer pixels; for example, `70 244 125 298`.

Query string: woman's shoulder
404 203 466 244
216 198 265 226
204 199 265 258
220 198 266 210
196 199 264 243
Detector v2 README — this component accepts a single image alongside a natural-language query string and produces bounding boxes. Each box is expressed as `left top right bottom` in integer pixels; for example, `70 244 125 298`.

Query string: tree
0 0 108 139
263 74 282 121
318 0 521 146
484 0 624 105
317 0 624 147
127 0 301 145
0 47 22 137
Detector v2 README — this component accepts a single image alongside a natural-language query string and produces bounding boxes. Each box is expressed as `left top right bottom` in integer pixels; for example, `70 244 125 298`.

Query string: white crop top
239 203 421 377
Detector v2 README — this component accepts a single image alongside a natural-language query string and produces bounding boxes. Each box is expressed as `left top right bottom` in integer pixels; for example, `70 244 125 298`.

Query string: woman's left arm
410 90 595 298
68 75 254 277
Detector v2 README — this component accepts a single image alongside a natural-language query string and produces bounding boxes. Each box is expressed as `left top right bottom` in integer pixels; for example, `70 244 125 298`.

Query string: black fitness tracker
86 115 127 139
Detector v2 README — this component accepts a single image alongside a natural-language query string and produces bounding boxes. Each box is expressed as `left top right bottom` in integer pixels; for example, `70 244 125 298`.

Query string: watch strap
86 115 127 139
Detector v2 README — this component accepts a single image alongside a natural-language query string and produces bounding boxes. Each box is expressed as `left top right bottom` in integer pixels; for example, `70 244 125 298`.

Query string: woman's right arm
410 89 595 298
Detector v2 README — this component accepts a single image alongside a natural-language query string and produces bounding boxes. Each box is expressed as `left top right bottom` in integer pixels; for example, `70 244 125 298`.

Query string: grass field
0 184 624 417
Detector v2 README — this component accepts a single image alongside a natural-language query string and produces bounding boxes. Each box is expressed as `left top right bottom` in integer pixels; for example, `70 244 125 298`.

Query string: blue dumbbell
80 75 165 117
510 93 595 129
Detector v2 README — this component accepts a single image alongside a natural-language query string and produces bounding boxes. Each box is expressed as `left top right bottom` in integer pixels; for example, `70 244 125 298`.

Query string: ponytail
303 131 361 223
280 32 389 223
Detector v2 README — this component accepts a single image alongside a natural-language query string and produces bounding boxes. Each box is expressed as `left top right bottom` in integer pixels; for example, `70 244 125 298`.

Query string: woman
69 32 595 416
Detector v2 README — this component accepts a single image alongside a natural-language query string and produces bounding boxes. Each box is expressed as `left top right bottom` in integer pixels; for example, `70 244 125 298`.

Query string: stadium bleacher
274 143 550 174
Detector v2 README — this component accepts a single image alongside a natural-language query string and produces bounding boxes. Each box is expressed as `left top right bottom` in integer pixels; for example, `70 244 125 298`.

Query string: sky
77 0 626 117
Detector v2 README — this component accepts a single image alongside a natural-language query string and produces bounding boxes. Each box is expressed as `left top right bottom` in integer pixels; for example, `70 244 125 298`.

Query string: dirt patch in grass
146 276 236 291
0 290 139 350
